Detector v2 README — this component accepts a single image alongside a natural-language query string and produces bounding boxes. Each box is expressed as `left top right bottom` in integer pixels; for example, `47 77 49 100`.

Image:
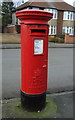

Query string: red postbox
16 10 53 111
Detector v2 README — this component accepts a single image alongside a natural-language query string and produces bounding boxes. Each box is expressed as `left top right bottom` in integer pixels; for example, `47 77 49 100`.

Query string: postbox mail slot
31 29 46 36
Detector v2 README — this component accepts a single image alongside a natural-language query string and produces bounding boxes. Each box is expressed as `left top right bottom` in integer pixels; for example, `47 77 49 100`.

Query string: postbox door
30 36 48 94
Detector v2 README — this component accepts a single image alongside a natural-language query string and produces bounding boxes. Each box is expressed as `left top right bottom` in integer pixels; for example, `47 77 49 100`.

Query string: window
62 26 74 35
63 11 74 21
32 7 40 10
70 12 73 20
44 9 57 19
49 26 56 35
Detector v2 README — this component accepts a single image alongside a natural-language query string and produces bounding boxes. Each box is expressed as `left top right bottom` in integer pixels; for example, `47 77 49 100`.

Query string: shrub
55 37 64 43
56 34 65 40
48 36 64 43
49 38 56 43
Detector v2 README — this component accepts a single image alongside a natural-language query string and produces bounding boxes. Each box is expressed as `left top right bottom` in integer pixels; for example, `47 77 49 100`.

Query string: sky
64 0 74 6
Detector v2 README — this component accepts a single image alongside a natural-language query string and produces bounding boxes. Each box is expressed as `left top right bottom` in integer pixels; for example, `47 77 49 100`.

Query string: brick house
11 0 75 36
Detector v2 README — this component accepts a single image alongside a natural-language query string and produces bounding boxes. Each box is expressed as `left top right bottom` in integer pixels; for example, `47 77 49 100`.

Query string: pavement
48 43 74 48
0 44 21 49
1 91 74 119
0 43 75 49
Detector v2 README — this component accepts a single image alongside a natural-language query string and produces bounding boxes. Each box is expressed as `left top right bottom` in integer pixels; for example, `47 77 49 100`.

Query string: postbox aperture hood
16 10 53 25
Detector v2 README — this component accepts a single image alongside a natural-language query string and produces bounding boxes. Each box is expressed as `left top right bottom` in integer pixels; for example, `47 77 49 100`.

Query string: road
2 48 73 99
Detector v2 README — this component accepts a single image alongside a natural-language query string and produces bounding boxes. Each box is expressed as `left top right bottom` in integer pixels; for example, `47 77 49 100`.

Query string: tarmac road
2 48 73 99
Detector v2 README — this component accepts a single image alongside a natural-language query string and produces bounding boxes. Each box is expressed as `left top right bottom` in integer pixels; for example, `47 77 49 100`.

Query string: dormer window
31 7 40 10
44 9 57 19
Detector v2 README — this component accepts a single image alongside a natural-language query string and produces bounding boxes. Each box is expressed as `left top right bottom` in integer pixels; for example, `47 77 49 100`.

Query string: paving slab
1 91 74 119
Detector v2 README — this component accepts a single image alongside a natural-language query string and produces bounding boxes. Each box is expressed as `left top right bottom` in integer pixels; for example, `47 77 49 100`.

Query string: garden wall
64 34 75 43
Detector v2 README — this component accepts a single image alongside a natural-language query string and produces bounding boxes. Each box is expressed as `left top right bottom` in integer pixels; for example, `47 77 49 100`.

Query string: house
11 0 75 36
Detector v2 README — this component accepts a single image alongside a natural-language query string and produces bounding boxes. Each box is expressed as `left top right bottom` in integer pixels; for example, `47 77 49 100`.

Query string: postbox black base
21 91 46 112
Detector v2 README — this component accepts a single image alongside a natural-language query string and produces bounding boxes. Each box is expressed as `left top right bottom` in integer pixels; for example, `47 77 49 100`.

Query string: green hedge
16 25 20 34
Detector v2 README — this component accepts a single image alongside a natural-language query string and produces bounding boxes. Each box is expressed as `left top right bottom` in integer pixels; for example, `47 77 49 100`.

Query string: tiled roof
13 0 75 12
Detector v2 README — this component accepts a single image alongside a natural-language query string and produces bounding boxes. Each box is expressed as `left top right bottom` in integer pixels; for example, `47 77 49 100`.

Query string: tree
2 0 15 27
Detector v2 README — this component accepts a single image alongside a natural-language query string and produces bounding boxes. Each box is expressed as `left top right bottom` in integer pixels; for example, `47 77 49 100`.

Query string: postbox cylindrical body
16 10 53 111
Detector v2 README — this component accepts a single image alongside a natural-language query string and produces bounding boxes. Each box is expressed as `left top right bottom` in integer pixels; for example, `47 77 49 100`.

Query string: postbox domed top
16 10 53 25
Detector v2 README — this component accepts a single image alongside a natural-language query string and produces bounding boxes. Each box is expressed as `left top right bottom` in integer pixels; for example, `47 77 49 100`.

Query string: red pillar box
16 10 53 111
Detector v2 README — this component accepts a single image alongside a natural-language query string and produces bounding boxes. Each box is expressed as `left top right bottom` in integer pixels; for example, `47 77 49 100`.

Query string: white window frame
62 26 74 35
44 8 57 19
63 11 74 21
49 26 56 35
